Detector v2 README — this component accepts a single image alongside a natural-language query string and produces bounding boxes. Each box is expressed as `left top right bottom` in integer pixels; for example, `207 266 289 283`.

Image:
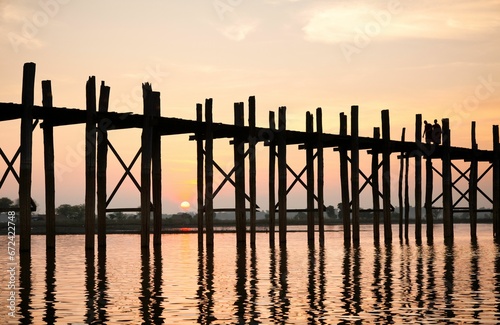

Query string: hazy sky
1 0 499 213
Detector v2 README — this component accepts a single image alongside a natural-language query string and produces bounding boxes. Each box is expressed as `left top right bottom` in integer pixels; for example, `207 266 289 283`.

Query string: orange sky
0 0 499 213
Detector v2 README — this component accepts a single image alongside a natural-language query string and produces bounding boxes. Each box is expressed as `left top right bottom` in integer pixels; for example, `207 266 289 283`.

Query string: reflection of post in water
383 244 394 323
443 243 455 320
399 244 412 312
97 248 109 323
469 242 481 320
140 248 151 323
425 245 437 314
19 252 32 325
371 244 383 323
415 245 424 316
307 244 327 324
43 249 56 324
197 246 215 324
273 246 290 323
249 247 260 324
340 245 352 321
84 249 96 324
495 244 500 318
151 245 164 322
234 245 247 324
268 246 278 322
340 244 362 323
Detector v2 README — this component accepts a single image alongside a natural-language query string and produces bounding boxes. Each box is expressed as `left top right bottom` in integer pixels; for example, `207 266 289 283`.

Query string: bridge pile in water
1 63 499 252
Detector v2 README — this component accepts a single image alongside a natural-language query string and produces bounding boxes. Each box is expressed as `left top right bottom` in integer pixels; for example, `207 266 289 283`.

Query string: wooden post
42 80 55 250
141 83 154 249
404 149 410 241
306 111 314 243
269 111 276 246
339 112 350 244
415 114 422 243
20 62 35 252
469 121 478 241
234 102 246 245
196 104 204 245
85 76 97 251
351 106 360 244
316 107 325 244
205 99 214 246
249 96 257 247
371 127 380 242
493 125 500 241
442 118 453 241
425 155 434 242
278 106 287 245
97 81 110 248
398 128 405 241
152 91 162 246
381 109 392 243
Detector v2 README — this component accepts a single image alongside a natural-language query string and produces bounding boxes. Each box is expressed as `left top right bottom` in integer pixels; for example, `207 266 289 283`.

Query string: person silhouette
432 119 441 145
423 120 433 144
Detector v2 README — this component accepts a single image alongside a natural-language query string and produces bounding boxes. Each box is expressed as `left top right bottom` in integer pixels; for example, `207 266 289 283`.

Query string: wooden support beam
234 102 246 245
493 125 500 241
351 105 360 244
20 62 35 252
141 83 154 248
469 121 478 241
404 150 410 242
269 111 276 246
249 96 257 247
196 103 204 245
398 128 405 241
442 118 453 241
85 76 97 251
316 107 325 245
415 114 422 243
42 80 55 250
152 91 162 246
306 111 314 243
371 127 380 242
278 106 287 245
205 99 214 246
382 109 392 243
425 156 434 243
97 81 110 248
339 112 350 244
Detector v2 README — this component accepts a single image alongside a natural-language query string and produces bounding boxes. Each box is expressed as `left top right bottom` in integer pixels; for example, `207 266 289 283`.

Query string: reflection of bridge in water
1 63 499 252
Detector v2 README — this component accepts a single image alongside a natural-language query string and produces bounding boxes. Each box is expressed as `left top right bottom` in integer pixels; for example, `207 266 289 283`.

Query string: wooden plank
306 111 314 243
382 109 392 243
442 118 453 241
425 156 434 243
371 127 380 242
278 106 287 245
196 103 204 245
249 96 257 247
85 76 97 250
97 81 110 248
20 62 35 252
404 149 410 241
141 83 153 248
269 111 276 246
415 114 422 243
351 106 360 244
316 107 325 245
339 112 350 244
469 121 478 241
493 125 500 241
234 102 246 245
42 79 55 250
205 98 214 246
152 91 162 246
398 128 405 241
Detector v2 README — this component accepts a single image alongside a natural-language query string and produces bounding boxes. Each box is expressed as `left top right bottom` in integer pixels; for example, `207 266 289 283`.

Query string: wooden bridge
2 63 499 252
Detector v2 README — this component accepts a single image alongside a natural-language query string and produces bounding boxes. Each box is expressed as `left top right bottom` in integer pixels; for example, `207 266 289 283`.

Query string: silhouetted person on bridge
423 120 433 144
432 119 442 145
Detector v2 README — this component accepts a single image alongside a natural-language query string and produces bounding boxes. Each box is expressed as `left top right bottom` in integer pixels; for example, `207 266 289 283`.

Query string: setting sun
180 201 191 211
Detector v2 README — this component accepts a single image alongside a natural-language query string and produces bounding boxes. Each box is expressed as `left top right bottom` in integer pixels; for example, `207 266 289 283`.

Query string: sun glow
180 201 191 211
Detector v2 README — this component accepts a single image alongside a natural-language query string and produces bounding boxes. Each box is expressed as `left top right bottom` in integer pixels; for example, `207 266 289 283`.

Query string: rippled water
1 224 500 324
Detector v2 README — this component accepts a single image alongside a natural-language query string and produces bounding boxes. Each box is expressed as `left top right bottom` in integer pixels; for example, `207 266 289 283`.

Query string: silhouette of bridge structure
1 63 499 252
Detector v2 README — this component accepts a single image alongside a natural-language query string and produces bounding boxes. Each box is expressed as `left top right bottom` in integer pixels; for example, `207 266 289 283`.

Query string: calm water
1 224 500 324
